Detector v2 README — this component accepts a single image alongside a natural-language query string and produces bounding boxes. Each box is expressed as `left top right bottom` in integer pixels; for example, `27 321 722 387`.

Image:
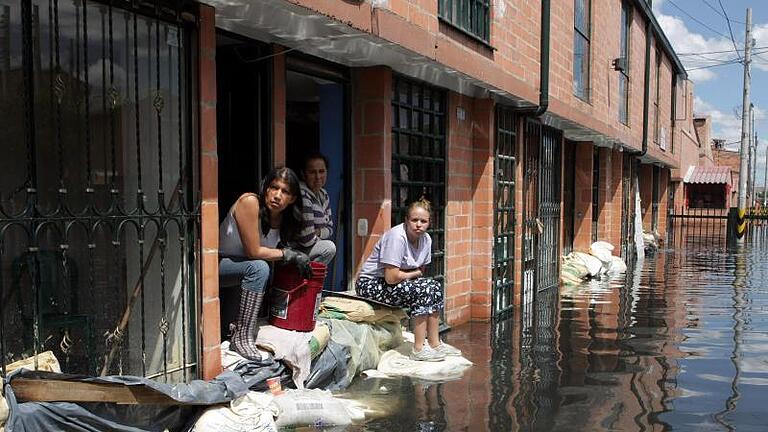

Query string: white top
219 206 280 257
358 223 432 279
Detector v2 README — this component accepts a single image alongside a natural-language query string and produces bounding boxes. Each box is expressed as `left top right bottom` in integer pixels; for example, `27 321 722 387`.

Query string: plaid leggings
355 276 444 316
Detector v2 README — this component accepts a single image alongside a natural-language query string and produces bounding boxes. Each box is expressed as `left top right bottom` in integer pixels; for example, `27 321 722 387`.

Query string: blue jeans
219 257 271 293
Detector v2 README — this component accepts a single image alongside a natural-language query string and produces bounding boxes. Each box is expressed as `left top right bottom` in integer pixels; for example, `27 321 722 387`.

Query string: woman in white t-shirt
219 167 312 359
356 198 461 362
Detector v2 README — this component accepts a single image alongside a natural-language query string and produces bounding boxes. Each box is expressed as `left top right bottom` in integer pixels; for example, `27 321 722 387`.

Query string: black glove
282 248 312 279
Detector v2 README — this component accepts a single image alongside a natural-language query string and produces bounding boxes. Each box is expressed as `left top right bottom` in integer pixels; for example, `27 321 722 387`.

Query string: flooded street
340 229 768 431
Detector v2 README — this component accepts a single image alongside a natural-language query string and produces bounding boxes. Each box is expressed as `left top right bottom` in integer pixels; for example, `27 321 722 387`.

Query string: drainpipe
516 0 550 116
637 20 652 157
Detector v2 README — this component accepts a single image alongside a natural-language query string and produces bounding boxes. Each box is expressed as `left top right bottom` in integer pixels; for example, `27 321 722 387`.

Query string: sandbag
573 252 603 276
562 254 590 279
319 296 406 323
374 345 473 382
0 377 8 430
272 389 357 428
5 352 61 374
607 256 627 274
193 392 278 432
590 241 615 252
309 323 330 359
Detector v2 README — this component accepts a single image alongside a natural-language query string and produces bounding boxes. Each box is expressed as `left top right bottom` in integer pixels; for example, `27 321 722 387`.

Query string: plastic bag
193 391 279 432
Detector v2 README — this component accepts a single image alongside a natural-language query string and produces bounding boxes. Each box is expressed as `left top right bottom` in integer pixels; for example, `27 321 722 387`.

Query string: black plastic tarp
3 369 249 432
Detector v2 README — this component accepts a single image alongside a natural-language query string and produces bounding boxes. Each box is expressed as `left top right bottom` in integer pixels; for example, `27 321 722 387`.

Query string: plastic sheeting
305 340 351 391
321 318 402 387
3 369 249 432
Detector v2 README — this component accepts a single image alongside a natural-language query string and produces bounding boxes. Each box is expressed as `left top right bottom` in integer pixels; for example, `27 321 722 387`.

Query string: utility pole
736 8 752 242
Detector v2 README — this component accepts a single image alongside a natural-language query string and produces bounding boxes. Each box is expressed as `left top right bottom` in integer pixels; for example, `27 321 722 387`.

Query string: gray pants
304 239 336 266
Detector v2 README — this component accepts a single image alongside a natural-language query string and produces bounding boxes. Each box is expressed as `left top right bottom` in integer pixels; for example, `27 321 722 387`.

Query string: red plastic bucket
268 261 327 332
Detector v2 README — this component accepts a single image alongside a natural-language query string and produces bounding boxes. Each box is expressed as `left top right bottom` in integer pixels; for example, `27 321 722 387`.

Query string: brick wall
598 147 624 248
198 3 221 380
470 98 495 321
351 67 393 273
445 93 475 324
572 142 594 251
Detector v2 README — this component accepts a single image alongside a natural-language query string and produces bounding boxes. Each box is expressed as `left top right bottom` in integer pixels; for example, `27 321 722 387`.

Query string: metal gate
522 120 562 301
391 76 446 285
620 154 637 261
0 0 199 381
492 106 516 318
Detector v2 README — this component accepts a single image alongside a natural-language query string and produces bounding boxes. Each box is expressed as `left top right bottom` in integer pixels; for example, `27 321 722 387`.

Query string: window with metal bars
391 76 446 285
573 0 591 100
0 0 199 380
493 106 516 317
438 0 491 43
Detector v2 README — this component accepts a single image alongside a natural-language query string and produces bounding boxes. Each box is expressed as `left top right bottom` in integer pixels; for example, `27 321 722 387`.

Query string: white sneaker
432 342 462 357
410 345 446 362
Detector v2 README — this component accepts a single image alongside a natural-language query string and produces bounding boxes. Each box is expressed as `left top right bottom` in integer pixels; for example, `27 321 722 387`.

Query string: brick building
0 0 700 381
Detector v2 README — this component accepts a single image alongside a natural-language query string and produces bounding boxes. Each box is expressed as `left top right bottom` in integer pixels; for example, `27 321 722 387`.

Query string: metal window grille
592 147 600 243
522 120 562 296
0 0 199 381
493 106 516 318
536 125 562 292
391 76 446 285
438 0 490 43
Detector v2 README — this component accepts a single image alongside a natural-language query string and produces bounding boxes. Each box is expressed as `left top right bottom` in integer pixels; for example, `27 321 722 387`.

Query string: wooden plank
10 379 182 405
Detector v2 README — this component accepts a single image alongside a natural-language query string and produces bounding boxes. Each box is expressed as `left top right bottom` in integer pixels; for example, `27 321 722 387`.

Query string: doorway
216 32 271 219
285 56 349 292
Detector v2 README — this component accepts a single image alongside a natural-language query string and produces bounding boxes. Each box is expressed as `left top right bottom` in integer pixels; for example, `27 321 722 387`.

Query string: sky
651 0 768 187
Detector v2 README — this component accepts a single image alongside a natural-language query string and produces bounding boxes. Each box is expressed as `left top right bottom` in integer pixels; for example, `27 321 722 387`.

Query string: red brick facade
190 0 705 378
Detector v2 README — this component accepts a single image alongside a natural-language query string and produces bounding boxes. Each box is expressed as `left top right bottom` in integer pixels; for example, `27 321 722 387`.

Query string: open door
285 55 349 292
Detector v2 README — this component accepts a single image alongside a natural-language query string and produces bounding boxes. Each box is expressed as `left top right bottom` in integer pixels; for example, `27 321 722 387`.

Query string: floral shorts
355 276 444 316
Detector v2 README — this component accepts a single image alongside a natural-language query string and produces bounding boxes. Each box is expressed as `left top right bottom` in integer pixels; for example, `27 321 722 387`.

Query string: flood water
340 227 768 431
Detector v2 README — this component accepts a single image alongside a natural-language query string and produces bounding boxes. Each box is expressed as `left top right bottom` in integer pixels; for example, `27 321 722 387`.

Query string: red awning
683 166 732 185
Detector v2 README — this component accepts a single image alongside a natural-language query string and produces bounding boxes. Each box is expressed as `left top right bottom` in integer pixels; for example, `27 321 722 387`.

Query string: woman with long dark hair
219 167 313 359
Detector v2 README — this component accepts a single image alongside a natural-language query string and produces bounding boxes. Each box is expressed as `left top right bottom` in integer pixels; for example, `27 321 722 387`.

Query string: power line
686 58 742 71
700 0 745 25
718 0 743 61
667 0 730 39
677 47 762 56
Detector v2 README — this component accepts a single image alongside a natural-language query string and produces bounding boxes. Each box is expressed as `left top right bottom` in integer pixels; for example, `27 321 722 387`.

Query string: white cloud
749 24 768 72
693 96 766 148
656 14 736 83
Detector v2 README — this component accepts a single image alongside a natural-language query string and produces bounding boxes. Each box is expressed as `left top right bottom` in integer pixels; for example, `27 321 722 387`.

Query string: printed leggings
355 276 443 316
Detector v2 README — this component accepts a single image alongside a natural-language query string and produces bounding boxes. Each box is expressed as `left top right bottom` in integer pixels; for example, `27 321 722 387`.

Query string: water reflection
345 226 768 431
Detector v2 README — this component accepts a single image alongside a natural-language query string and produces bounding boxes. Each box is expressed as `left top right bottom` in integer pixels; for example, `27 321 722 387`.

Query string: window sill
437 16 495 51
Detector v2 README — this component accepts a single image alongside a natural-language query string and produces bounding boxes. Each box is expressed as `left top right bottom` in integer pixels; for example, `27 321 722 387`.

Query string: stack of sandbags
561 241 627 286
560 253 591 285
589 241 626 275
